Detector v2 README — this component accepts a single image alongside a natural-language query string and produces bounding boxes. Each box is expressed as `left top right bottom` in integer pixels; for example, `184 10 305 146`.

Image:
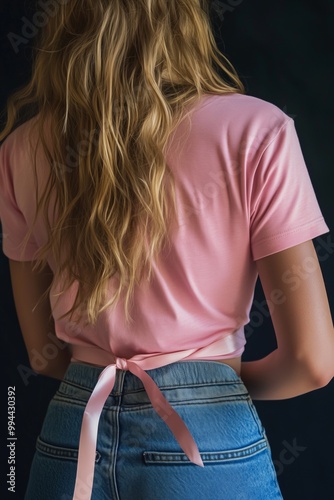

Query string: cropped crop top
0 93 330 499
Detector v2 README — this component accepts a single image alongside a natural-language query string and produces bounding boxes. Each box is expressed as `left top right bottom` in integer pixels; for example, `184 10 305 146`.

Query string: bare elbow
314 370 334 389
305 358 334 389
307 344 334 389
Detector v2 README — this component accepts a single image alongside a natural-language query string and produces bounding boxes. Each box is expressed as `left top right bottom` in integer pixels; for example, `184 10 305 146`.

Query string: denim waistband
62 359 243 396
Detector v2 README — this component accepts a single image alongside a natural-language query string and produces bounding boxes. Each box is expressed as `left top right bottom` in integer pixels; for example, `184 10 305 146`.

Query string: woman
0 1 333 499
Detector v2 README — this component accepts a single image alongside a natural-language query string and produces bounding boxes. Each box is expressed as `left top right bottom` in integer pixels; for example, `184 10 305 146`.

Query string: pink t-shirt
0 92 329 362
0 93 331 486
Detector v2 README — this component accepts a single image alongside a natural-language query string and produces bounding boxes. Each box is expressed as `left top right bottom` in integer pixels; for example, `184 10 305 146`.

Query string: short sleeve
250 118 330 261
0 136 39 261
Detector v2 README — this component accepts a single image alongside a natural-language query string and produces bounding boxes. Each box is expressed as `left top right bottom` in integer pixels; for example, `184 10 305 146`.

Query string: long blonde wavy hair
0 0 245 328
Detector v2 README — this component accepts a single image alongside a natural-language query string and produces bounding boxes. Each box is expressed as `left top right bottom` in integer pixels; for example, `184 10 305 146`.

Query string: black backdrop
1 1 333 499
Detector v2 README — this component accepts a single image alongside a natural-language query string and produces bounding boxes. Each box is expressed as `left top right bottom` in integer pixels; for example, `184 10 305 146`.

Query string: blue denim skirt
24 360 284 499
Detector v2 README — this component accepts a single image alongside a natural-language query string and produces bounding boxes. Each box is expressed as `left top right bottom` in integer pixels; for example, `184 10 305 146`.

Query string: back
0 93 330 364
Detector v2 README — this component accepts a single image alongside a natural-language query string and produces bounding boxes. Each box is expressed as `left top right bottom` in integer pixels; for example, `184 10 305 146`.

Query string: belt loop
113 364 126 396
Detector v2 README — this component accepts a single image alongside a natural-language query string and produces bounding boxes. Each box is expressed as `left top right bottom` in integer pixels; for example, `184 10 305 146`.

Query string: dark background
1 1 333 498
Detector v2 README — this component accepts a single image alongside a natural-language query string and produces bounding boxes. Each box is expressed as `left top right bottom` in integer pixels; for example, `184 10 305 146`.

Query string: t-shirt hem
252 218 330 261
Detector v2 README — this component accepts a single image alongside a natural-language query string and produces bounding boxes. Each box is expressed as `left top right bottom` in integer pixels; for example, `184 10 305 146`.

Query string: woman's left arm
8 259 72 381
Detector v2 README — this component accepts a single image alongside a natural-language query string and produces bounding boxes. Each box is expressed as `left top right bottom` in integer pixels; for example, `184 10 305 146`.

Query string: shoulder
202 92 291 133
0 115 43 174
0 115 38 148
1 116 39 159
195 93 295 164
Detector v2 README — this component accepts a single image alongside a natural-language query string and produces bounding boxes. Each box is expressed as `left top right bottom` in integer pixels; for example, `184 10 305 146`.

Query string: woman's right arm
240 240 334 400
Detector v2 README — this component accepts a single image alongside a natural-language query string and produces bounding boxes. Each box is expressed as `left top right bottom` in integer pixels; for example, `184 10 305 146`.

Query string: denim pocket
35 392 100 467
55 380 93 407
35 436 101 463
142 436 267 465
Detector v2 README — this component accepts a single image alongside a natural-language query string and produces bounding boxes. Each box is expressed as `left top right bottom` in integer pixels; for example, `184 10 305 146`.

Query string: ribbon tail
127 361 204 468
73 365 117 500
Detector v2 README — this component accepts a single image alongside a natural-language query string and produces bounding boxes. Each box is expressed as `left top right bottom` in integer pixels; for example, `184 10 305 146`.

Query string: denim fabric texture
24 360 284 499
